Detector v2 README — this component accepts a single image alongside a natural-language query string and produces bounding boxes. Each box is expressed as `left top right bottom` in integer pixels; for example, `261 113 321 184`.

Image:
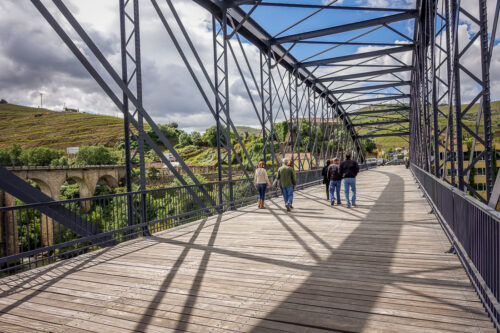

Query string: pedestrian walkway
0 166 495 332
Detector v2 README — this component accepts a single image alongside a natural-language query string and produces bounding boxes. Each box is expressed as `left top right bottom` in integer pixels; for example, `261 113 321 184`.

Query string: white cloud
0 0 497 134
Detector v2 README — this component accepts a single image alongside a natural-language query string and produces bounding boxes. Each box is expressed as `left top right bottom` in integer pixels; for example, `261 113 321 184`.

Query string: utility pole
39 92 43 108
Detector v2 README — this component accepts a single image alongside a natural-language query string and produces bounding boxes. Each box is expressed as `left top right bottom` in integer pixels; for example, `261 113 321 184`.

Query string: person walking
322 159 331 201
327 157 342 206
254 160 271 209
339 153 359 208
277 158 296 212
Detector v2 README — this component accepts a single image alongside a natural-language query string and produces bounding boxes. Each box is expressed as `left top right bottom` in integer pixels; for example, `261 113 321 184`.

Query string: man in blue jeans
326 157 342 206
277 158 297 212
339 153 359 208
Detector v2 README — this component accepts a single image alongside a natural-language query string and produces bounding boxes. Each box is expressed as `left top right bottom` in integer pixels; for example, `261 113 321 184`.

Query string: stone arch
26 177 56 247
96 174 119 188
27 178 53 199
94 174 119 196
64 176 92 199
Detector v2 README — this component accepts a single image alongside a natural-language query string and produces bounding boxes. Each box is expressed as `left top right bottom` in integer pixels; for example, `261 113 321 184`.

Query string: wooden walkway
0 166 495 332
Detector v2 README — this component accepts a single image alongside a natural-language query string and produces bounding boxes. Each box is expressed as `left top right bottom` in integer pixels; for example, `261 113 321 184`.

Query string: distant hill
0 104 135 149
234 126 261 137
351 101 500 150
0 101 497 152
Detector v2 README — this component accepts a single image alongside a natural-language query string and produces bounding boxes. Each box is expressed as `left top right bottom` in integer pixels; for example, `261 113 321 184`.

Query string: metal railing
0 168 327 276
411 164 500 328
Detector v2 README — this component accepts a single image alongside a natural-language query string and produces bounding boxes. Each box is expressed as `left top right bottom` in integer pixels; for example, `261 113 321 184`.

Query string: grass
351 101 500 150
0 103 147 149
1 100 497 154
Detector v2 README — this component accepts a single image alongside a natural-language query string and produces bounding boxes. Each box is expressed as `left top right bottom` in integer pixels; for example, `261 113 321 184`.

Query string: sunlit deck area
0 166 495 332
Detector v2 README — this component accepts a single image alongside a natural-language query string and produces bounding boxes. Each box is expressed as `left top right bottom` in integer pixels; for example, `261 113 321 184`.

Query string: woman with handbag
254 161 271 208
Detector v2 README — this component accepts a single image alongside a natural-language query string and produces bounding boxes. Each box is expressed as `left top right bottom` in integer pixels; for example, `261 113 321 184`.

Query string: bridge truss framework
0 0 497 238
0 0 499 327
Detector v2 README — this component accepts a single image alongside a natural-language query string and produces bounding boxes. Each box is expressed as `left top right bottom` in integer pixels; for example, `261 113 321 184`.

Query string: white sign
66 147 79 155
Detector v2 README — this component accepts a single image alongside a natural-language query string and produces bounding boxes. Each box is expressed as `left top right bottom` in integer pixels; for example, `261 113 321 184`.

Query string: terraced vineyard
0 104 138 149
351 101 500 150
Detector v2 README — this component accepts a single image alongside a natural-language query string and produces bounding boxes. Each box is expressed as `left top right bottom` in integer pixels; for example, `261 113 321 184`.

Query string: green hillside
352 101 500 150
0 103 140 149
1 101 497 153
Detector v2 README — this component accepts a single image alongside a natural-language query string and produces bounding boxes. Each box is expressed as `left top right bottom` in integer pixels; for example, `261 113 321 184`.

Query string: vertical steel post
212 16 223 208
445 0 456 185
267 49 275 176
119 0 147 232
119 0 133 227
133 0 147 231
479 0 494 200
430 0 440 177
451 0 464 191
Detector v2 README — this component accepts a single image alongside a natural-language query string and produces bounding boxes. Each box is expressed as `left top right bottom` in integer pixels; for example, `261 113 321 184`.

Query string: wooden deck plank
0 166 495 332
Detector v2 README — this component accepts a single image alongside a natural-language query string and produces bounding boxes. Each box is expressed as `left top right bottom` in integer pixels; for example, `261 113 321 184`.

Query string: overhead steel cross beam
340 94 410 104
272 11 417 44
349 106 410 115
318 66 412 82
358 132 409 138
353 119 409 127
330 81 410 94
299 45 413 67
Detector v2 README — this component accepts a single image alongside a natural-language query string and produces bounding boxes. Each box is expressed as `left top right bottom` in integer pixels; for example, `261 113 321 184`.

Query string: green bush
60 182 80 199
147 166 160 180
0 148 11 166
190 131 203 147
9 144 22 166
50 156 69 166
178 132 192 147
74 145 119 165
20 147 63 166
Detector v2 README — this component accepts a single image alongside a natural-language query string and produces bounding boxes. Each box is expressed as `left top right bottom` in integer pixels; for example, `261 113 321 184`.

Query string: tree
50 156 69 166
202 125 223 147
74 145 119 165
8 144 22 166
274 121 289 142
178 132 192 147
0 148 10 166
0 99 7 104
190 131 202 147
362 139 377 154
19 147 63 166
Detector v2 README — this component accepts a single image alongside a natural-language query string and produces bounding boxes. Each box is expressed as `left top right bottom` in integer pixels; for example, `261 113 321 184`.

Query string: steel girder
411 0 499 204
194 0 365 162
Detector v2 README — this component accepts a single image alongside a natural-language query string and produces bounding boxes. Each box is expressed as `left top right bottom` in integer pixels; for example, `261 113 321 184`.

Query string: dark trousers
329 180 341 204
325 181 330 200
257 183 267 200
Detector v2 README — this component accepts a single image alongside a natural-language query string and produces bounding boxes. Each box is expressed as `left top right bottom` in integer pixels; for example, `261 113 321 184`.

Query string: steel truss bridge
0 0 499 331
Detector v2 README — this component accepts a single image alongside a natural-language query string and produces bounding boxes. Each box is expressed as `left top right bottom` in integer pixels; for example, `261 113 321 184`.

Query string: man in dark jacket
321 160 331 200
327 157 342 206
339 153 359 208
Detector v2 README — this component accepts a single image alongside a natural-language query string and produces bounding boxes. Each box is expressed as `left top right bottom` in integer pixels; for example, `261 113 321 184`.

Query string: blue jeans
281 186 294 206
344 178 356 206
329 180 341 204
257 183 267 200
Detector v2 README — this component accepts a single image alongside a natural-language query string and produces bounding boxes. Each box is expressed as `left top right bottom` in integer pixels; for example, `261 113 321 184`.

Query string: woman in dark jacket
321 160 331 200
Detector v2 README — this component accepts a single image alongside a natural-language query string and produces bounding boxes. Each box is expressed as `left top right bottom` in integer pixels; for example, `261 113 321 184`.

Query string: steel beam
300 45 413 67
318 66 412 82
358 132 410 138
330 81 410 94
353 119 409 127
272 12 417 44
340 94 410 105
